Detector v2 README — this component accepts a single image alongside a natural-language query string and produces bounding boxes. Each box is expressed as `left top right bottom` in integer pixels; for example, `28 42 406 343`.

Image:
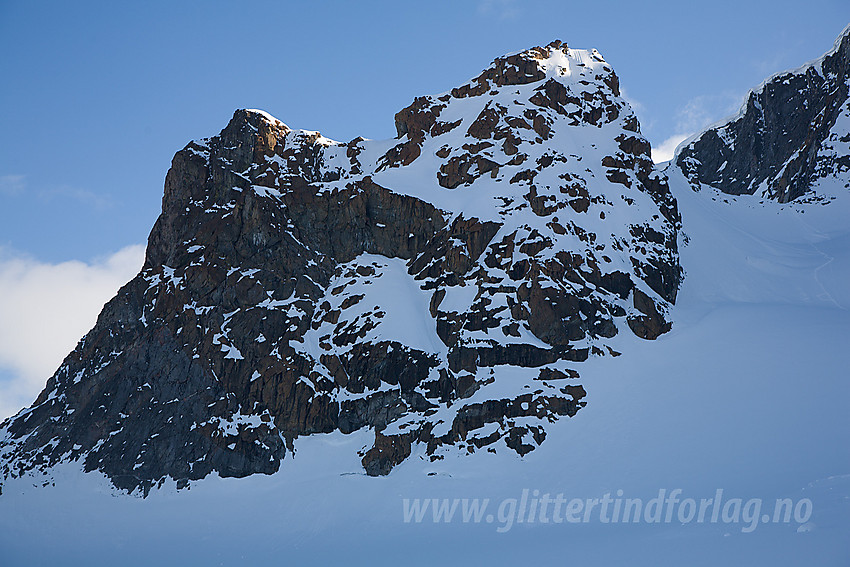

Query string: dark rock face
676 28 850 202
0 42 681 494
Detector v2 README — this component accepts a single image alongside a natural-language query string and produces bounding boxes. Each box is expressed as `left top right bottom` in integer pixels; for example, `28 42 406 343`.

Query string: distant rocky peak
676 25 850 202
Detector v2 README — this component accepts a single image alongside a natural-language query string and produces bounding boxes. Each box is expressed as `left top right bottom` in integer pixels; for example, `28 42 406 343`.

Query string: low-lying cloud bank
0 245 145 420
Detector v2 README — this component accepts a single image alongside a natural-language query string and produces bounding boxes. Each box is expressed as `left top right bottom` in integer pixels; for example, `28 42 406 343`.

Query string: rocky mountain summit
0 41 681 493
677 25 850 202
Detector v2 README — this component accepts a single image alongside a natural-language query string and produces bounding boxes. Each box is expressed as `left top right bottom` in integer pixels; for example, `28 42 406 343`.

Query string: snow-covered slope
1 177 847 564
668 165 850 310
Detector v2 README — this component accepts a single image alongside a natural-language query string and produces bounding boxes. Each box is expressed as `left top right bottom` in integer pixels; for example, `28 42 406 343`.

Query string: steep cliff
676 25 850 202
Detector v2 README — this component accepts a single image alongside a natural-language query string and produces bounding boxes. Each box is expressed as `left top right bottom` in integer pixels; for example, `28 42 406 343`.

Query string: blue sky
0 0 848 417
1 1 848 262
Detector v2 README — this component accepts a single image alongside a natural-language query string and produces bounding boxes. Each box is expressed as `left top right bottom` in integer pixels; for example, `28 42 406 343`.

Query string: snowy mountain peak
675 26 850 202
448 40 619 96
1 42 680 494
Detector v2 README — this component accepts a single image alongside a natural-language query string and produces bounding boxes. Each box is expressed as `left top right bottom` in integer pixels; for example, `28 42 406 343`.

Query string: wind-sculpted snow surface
0 41 681 493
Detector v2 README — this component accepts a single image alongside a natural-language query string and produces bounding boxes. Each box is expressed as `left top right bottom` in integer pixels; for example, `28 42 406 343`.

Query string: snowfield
1 166 848 566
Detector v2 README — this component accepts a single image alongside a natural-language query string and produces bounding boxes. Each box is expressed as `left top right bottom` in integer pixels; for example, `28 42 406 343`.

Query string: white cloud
477 0 519 20
1 174 113 212
0 245 145 420
650 92 744 163
0 175 26 196
38 185 114 210
651 133 690 164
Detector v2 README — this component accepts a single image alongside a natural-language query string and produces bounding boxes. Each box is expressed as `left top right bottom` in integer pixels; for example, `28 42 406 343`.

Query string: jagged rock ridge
0 41 681 493
676 25 850 202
